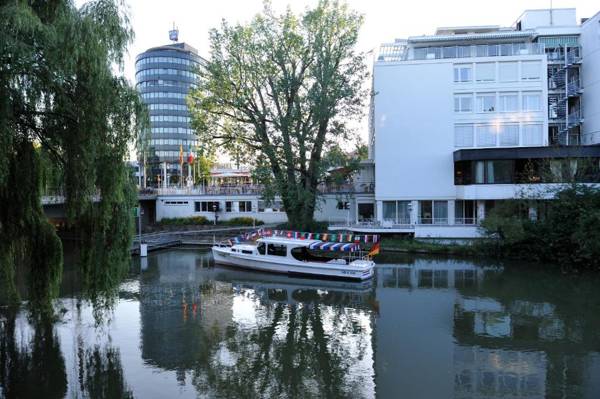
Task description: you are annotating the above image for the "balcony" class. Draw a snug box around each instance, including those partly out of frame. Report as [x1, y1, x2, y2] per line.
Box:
[317, 181, 375, 194]
[567, 109, 583, 128]
[567, 80, 582, 97]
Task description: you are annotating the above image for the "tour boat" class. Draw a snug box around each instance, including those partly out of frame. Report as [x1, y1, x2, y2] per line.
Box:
[211, 236, 375, 281]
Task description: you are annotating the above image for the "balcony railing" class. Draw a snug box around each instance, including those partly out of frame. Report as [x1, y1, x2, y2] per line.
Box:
[567, 109, 583, 127]
[378, 43, 545, 62]
[143, 181, 376, 197]
[567, 80, 582, 96]
[419, 217, 449, 225]
[455, 217, 477, 225]
[317, 181, 375, 194]
[153, 185, 264, 196]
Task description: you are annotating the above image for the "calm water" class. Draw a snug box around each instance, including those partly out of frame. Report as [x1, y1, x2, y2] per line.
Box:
[1, 249, 600, 399]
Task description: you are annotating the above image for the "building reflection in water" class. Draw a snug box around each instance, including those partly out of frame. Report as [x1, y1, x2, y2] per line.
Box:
[4, 250, 599, 398]
[138, 250, 378, 398]
[374, 258, 600, 399]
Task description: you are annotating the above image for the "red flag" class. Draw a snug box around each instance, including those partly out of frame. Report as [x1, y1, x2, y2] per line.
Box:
[368, 242, 380, 257]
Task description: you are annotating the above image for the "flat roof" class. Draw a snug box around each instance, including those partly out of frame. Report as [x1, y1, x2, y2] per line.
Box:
[408, 30, 534, 44]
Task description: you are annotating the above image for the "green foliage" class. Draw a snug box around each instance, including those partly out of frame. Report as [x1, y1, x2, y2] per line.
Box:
[224, 217, 264, 226]
[0, 0, 146, 313]
[158, 216, 210, 226]
[189, 0, 368, 229]
[381, 237, 478, 256]
[193, 153, 215, 186]
[481, 184, 600, 271]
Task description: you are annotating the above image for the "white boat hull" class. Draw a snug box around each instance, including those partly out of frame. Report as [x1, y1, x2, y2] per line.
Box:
[211, 246, 375, 281]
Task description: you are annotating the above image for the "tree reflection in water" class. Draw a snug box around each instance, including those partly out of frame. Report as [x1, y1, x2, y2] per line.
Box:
[0, 309, 67, 399]
[77, 342, 134, 399]
[189, 286, 376, 398]
[0, 247, 136, 399]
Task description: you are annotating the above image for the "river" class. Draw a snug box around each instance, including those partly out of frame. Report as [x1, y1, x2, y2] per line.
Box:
[1, 249, 599, 398]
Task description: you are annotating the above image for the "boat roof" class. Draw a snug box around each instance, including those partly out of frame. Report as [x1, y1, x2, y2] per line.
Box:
[257, 237, 322, 247]
[231, 244, 256, 251]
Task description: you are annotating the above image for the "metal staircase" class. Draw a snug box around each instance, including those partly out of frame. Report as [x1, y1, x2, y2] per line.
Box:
[546, 45, 583, 146]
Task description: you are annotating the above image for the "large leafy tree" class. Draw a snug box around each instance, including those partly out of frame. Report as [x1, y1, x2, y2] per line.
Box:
[0, 0, 146, 311]
[189, 0, 367, 229]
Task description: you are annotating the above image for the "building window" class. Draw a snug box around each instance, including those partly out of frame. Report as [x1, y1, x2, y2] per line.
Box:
[523, 124, 543, 146]
[239, 201, 252, 212]
[383, 201, 410, 224]
[165, 201, 188, 205]
[453, 65, 472, 82]
[473, 161, 514, 184]
[522, 61, 541, 80]
[383, 201, 396, 221]
[455, 200, 477, 224]
[336, 201, 350, 210]
[476, 125, 496, 147]
[225, 201, 232, 212]
[419, 201, 433, 224]
[498, 62, 518, 82]
[196, 201, 219, 212]
[454, 125, 474, 148]
[499, 93, 518, 112]
[522, 92, 542, 111]
[476, 94, 496, 112]
[475, 63, 495, 82]
[499, 124, 519, 146]
[419, 201, 447, 224]
[454, 94, 473, 113]
[433, 201, 448, 225]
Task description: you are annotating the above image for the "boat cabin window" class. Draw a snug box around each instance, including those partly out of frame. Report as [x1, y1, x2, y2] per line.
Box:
[257, 242, 266, 255]
[291, 247, 343, 263]
[241, 249, 253, 255]
[267, 243, 287, 257]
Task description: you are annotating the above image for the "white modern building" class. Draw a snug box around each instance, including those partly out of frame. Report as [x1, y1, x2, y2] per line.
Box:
[369, 8, 600, 238]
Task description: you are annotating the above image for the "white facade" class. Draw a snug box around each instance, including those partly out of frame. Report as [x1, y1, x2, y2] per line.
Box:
[155, 193, 359, 224]
[581, 11, 600, 144]
[371, 8, 600, 238]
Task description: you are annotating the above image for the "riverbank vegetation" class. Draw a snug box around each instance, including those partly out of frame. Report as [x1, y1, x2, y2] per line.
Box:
[0, 0, 146, 313]
[380, 238, 479, 257]
[481, 184, 600, 271]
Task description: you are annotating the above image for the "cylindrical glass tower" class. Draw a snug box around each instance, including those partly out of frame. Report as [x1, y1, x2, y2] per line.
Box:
[135, 41, 201, 186]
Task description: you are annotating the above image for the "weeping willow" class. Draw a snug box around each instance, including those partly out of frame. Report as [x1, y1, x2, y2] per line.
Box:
[0, 0, 146, 314]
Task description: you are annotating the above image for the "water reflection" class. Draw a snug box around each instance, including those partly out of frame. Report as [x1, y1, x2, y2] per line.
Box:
[139, 251, 377, 398]
[1, 250, 600, 398]
[0, 310, 66, 399]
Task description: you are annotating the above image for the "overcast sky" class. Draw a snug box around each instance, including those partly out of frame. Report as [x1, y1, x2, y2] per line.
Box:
[120, 0, 597, 82]
[98, 0, 597, 156]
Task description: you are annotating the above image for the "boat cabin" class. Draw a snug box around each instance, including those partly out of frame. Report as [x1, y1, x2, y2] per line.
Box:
[229, 237, 361, 264]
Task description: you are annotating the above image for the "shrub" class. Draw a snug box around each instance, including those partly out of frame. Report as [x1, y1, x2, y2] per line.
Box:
[480, 184, 600, 271]
[158, 216, 209, 226]
[225, 217, 264, 226]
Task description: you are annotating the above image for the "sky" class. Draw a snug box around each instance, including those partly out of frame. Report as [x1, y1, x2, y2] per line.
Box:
[98, 0, 598, 156]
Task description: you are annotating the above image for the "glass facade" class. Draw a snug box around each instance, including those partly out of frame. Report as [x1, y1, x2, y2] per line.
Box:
[135, 42, 201, 182]
[454, 158, 600, 185]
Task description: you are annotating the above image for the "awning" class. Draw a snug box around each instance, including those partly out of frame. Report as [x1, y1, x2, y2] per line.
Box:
[308, 242, 360, 252]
